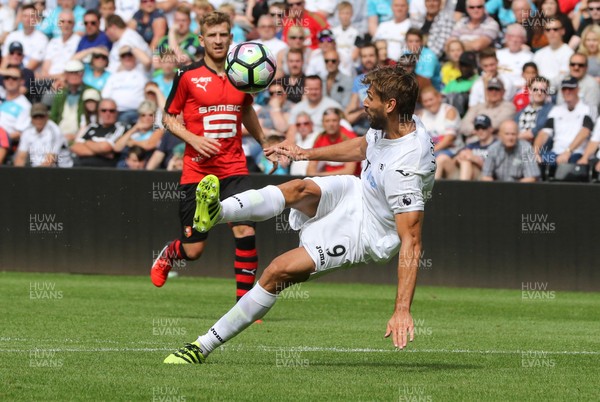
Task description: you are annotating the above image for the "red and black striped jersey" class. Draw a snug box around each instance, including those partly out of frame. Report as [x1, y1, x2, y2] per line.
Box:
[165, 60, 253, 184]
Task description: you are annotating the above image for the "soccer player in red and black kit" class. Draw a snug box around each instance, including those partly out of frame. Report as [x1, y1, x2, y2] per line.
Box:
[151, 11, 270, 302]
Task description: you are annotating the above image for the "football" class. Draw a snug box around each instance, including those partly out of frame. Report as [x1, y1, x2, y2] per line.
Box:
[225, 42, 277, 93]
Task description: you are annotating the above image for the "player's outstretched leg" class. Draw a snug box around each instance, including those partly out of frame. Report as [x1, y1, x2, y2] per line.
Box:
[163, 247, 315, 364]
[193, 175, 288, 233]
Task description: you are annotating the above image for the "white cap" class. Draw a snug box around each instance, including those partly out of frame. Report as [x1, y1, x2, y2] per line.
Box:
[64, 60, 85, 73]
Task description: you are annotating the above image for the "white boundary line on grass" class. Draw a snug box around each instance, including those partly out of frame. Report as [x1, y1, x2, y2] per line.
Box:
[0, 344, 598, 355]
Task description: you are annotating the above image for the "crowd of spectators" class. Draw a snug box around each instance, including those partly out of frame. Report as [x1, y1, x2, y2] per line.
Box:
[1, 0, 600, 182]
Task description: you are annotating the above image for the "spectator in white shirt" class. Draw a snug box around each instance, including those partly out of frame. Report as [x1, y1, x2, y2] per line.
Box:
[14, 103, 73, 168]
[2, 4, 48, 71]
[496, 24, 533, 90]
[254, 14, 288, 59]
[0, 67, 32, 144]
[104, 14, 152, 73]
[289, 112, 318, 176]
[532, 18, 574, 91]
[469, 47, 515, 107]
[40, 11, 81, 80]
[373, 0, 411, 62]
[331, 1, 360, 67]
[102, 45, 149, 125]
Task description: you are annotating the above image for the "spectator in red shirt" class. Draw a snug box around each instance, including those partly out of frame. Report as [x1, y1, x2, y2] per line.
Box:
[282, 0, 329, 49]
[306, 108, 360, 176]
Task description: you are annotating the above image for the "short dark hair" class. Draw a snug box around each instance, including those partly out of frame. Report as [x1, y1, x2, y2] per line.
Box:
[362, 66, 419, 119]
[305, 75, 322, 84]
[405, 28, 423, 41]
[84, 10, 101, 20]
[479, 47, 497, 61]
[522, 61, 538, 72]
[106, 14, 126, 29]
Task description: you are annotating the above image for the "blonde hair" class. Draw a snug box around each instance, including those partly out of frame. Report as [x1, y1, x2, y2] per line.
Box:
[579, 25, 600, 60]
[138, 100, 157, 114]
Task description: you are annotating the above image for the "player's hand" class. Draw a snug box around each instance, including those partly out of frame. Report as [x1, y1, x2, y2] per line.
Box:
[188, 136, 221, 158]
[265, 140, 309, 162]
[384, 310, 414, 349]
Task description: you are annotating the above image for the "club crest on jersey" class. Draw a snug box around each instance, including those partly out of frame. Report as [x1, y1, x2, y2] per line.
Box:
[191, 76, 212, 92]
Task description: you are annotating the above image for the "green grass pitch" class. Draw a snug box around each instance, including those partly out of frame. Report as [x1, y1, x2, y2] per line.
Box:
[1, 271, 598, 401]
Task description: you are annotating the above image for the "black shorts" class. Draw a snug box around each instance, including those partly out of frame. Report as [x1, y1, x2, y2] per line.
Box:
[179, 175, 256, 243]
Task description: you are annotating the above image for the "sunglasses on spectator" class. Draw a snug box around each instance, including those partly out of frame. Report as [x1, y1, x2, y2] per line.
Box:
[319, 37, 334, 43]
[487, 87, 502, 91]
[589, 7, 600, 11]
[270, 12, 282, 17]
[324, 59, 338, 64]
[288, 36, 303, 40]
[4, 75, 20, 81]
[269, 90, 284, 95]
[467, 5, 484, 9]
[545, 27, 562, 32]
[570, 62, 586, 68]
[32, 114, 48, 119]
[296, 121, 311, 127]
[120, 53, 134, 58]
[84, 20, 98, 26]
[92, 53, 109, 59]
[100, 108, 117, 113]
[9, 51, 23, 56]
[531, 87, 547, 93]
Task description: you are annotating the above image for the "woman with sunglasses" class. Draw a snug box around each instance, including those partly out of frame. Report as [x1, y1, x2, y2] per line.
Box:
[73, 45, 112, 92]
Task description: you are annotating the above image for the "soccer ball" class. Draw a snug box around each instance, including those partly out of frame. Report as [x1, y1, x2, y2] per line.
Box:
[225, 42, 277, 93]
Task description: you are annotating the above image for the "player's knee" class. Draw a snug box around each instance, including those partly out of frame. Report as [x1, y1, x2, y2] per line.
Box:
[182, 242, 205, 260]
[260, 259, 299, 293]
[232, 225, 255, 238]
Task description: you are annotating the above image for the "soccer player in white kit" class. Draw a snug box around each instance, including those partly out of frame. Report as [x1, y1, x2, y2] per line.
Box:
[164, 66, 436, 364]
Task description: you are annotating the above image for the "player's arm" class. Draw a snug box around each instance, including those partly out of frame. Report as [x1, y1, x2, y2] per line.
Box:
[162, 113, 220, 158]
[385, 211, 423, 349]
[268, 136, 367, 163]
[241, 104, 267, 147]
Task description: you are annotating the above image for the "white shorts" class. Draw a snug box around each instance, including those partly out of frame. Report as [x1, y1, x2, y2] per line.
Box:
[289, 175, 369, 277]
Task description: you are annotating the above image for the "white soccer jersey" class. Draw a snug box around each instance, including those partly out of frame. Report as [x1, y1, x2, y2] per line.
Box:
[360, 116, 436, 262]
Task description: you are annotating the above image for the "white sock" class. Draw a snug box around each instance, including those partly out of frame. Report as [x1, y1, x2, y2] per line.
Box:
[197, 283, 277, 356]
[220, 185, 285, 223]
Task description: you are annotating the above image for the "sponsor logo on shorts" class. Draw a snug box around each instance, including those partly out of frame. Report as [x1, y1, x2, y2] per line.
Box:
[315, 245, 325, 266]
[184, 226, 193, 238]
[396, 169, 410, 176]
